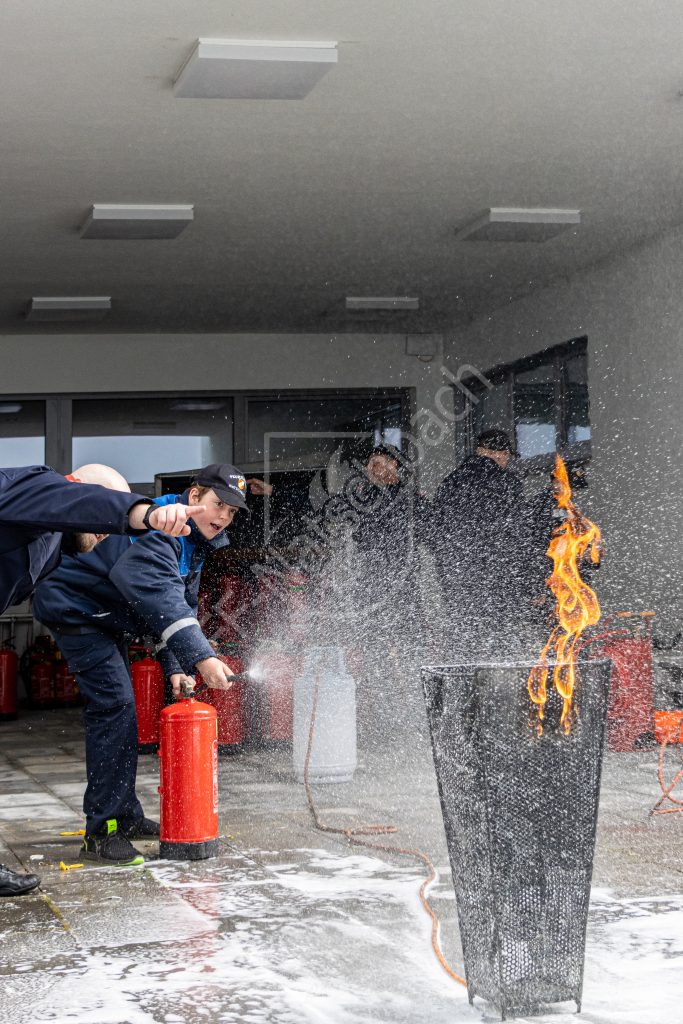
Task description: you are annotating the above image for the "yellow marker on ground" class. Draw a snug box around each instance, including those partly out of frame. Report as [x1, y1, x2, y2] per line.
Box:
[59, 861, 84, 872]
[60, 829, 86, 836]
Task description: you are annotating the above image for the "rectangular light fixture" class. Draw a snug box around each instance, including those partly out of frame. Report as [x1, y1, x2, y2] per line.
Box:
[81, 204, 194, 239]
[455, 208, 581, 242]
[174, 38, 338, 100]
[26, 297, 112, 322]
[345, 296, 420, 312]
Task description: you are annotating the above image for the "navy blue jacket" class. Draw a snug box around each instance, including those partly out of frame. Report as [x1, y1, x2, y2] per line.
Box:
[0, 465, 150, 614]
[33, 531, 215, 677]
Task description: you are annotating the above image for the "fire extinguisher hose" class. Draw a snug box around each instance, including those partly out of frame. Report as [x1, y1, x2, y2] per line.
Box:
[302, 673, 467, 989]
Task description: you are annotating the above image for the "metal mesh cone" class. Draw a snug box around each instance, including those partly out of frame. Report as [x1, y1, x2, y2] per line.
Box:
[422, 659, 611, 1019]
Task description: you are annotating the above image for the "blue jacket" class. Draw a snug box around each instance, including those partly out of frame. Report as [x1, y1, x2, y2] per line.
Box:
[0, 465, 150, 615]
[33, 530, 215, 677]
[151, 491, 229, 608]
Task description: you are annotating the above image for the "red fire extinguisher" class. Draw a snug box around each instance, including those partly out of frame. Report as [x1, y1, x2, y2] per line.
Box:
[158, 692, 219, 860]
[131, 657, 165, 752]
[197, 649, 245, 752]
[211, 571, 252, 644]
[585, 611, 657, 751]
[0, 643, 18, 721]
[30, 659, 54, 709]
[54, 660, 81, 707]
[247, 650, 299, 745]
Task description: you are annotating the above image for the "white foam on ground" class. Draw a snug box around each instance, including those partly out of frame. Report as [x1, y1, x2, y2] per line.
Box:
[3, 852, 682, 1024]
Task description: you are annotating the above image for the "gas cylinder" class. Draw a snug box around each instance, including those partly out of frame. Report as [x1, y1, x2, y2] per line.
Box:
[158, 696, 219, 860]
[197, 648, 245, 752]
[54, 660, 80, 707]
[293, 646, 357, 784]
[131, 657, 165, 752]
[0, 644, 18, 720]
[246, 648, 298, 745]
[30, 659, 54, 709]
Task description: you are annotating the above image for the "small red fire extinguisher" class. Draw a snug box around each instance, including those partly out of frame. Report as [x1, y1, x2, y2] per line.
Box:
[197, 649, 246, 752]
[131, 657, 165, 752]
[0, 642, 18, 721]
[158, 690, 219, 860]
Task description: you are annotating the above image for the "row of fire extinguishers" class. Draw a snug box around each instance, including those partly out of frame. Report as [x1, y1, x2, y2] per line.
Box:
[0, 636, 82, 719]
[130, 642, 300, 755]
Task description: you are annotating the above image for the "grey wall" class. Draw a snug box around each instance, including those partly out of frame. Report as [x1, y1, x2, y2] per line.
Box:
[444, 227, 683, 633]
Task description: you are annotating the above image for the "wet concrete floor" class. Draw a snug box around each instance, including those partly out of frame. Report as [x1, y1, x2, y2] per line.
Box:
[0, 707, 681, 1023]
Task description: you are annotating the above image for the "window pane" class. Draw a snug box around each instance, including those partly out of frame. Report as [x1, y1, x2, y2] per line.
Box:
[72, 398, 233, 493]
[565, 351, 591, 445]
[0, 401, 45, 465]
[471, 382, 510, 439]
[514, 363, 556, 458]
[247, 395, 404, 468]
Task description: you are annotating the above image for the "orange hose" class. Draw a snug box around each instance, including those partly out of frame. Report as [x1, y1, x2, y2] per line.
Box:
[303, 674, 467, 988]
[650, 720, 683, 816]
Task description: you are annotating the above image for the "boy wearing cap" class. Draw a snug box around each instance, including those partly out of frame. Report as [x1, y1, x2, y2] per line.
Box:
[149, 464, 251, 689]
[32, 464, 250, 867]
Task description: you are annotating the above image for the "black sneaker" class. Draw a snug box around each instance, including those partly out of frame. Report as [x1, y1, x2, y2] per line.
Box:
[81, 820, 145, 866]
[120, 817, 160, 841]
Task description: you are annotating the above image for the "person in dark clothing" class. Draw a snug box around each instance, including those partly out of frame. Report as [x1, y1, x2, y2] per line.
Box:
[32, 464, 250, 868]
[431, 429, 542, 658]
[348, 444, 430, 631]
[0, 463, 204, 897]
[145, 463, 252, 689]
[322, 443, 430, 738]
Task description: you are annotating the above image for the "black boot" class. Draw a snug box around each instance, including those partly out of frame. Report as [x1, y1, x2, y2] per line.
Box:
[0, 863, 41, 896]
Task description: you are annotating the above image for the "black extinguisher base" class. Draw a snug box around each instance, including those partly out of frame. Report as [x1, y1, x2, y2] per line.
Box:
[137, 742, 159, 754]
[159, 838, 219, 861]
[0, 711, 17, 721]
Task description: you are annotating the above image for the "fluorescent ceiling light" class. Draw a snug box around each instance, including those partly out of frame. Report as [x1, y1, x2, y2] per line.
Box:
[26, 297, 112, 322]
[0, 403, 23, 414]
[174, 38, 338, 100]
[345, 296, 420, 311]
[81, 204, 194, 240]
[455, 208, 581, 242]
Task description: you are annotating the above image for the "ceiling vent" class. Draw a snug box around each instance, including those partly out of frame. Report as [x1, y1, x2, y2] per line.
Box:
[173, 38, 338, 100]
[26, 297, 112, 322]
[81, 204, 194, 240]
[455, 208, 580, 242]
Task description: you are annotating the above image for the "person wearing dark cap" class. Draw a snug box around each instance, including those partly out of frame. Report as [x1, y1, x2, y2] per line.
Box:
[430, 429, 537, 658]
[322, 441, 431, 736]
[32, 463, 250, 868]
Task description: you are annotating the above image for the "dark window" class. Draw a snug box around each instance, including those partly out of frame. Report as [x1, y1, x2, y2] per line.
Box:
[459, 338, 591, 473]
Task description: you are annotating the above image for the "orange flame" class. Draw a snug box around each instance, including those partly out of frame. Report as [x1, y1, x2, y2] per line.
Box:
[528, 456, 602, 734]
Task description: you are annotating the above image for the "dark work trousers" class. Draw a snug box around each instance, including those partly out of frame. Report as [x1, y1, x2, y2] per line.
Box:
[53, 630, 144, 836]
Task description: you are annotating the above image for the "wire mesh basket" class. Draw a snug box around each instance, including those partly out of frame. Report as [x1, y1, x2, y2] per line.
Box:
[422, 659, 611, 1019]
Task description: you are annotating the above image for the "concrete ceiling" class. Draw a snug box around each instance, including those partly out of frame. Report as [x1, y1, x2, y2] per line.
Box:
[2, 0, 683, 334]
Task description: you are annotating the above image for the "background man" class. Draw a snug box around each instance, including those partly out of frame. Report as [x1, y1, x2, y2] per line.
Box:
[0, 463, 204, 897]
[430, 429, 543, 658]
[32, 466, 250, 869]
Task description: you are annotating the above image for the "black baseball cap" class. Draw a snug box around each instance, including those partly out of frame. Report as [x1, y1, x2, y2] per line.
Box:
[476, 429, 518, 456]
[194, 463, 250, 512]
